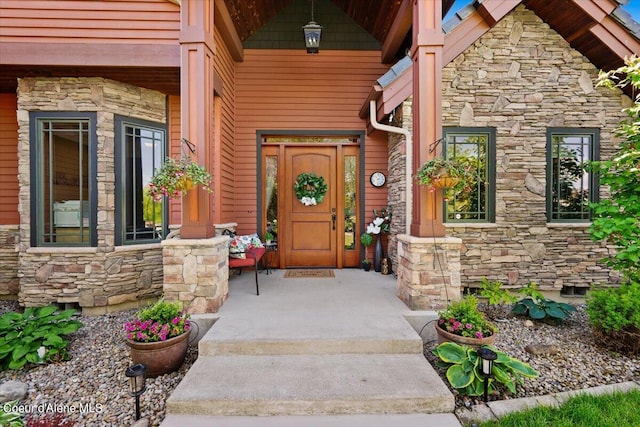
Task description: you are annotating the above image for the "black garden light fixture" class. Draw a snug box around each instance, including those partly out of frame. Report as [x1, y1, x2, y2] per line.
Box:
[302, 0, 322, 53]
[477, 347, 497, 403]
[125, 363, 147, 420]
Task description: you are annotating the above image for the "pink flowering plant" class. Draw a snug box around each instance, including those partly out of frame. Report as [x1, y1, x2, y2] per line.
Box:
[147, 156, 211, 201]
[437, 295, 496, 340]
[124, 299, 190, 343]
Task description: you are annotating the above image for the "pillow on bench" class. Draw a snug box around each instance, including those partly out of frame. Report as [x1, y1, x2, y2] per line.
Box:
[229, 233, 264, 259]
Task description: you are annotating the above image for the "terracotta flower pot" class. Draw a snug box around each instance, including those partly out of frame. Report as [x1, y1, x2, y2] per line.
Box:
[435, 322, 497, 349]
[125, 331, 189, 377]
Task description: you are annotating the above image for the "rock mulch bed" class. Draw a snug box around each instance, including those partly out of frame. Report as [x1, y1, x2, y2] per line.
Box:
[0, 301, 197, 427]
[424, 305, 640, 409]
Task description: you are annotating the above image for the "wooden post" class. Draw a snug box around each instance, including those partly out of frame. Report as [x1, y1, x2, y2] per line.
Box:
[179, 0, 216, 238]
[410, 0, 445, 237]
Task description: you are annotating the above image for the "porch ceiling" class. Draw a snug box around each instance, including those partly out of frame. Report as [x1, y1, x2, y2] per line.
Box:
[223, 0, 456, 44]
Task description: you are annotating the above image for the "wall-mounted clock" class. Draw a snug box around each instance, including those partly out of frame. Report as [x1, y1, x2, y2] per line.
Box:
[370, 171, 386, 187]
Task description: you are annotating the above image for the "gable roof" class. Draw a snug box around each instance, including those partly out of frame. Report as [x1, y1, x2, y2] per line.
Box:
[363, 0, 640, 121]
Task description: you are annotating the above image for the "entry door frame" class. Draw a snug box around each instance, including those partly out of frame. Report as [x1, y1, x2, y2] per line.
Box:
[256, 130, 365, 268]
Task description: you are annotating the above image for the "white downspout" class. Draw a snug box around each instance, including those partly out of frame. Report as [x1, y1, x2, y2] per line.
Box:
[369, 99, 412, 234]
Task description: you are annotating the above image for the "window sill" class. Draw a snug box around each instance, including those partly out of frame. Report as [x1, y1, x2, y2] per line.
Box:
[27, 246, 97, 254]
[546, 223, 591, 229]
[115, 243, 163, 252]
[445, 223, 498, 229]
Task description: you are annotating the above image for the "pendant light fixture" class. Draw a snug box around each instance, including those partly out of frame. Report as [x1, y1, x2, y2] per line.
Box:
[302, 0, 322, 53]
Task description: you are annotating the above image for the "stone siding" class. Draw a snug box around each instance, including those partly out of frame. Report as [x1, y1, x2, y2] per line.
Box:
[386, 101, 412, 274]
[16, 77, 167, 312]
[162, 236, 229, 314]
[0, 226, 19, 298]
[440, 5, 627, 292]
[396, 235, 462, 310]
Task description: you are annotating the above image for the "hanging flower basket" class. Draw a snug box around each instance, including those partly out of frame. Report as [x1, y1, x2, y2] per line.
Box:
[294, 172, 328, 206]
[415, 157, 475, 195]
[147, 156, 212, 201]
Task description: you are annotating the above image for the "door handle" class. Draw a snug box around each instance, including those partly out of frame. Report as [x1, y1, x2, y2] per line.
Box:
[332, 213, 336, 230]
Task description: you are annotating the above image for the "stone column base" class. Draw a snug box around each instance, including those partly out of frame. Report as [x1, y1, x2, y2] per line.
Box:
[396, 234, 462, 310]
[162, 235, 229, 314]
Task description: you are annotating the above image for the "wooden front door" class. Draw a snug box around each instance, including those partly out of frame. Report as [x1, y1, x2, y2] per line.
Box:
[284, 146, 337, 267]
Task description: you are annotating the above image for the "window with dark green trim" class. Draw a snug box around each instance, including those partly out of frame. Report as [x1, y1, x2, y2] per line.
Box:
[29, 112, 97, 247]
[114, 116, 167, 245]
[443, 127, 496, 222]
[546, 128, 599, 222]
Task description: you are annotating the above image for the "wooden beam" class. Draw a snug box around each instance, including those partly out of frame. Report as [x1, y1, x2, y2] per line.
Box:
[214, 0, 244, 62]
[443, 12, 490, 65]
[411, 0, 445, 237]
[476, 0, 522, 27]
[381, 0, 412, 64]
[0, 42, 179, 67]
[180, 0, 216, 239]
[590, 16, 640, 59]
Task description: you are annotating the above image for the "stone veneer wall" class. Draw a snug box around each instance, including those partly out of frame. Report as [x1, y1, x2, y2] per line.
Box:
[396, 235, 462, 310]
[386, 101, 412, 274]
[439, 5, 628, 292]
[0, 226, 19, 298]
[162, 236, 229, 314]
[16, 77, 166, 313]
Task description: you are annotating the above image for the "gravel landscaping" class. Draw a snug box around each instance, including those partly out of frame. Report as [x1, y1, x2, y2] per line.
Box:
[1, 300, 638, 427]
[424, 304, 640, 409]
[0, 301, 198, 427]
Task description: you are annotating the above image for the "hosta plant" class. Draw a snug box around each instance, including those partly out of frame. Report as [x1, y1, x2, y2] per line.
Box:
[0, 306, 83, 370]
[512, 283, 576, 323]
[433, 342, 539, 397]
[0, 400, 25, 427]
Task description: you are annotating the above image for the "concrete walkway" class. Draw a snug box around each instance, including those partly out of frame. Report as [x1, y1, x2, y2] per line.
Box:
[160, 269, 460, 426]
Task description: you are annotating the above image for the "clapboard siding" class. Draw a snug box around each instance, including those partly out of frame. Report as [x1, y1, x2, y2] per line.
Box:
[168, 95, 181, 226]
[0, 0, 179, 44]
[0, 94, 19, 225]
[235, 49, 389, 234]
[214, 27, 237, 225]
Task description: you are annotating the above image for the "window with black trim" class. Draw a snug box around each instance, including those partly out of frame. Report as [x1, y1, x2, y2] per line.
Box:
[30, 113, 97, 247]
[115, 116, 167, 245]
[443, 127, 496, 222]
[546, 128, 599, 222]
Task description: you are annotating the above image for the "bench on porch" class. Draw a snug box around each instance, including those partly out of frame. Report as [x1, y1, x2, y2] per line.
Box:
[225, 231, 265, 296]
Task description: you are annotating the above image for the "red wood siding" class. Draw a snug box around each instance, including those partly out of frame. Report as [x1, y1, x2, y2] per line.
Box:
[214, 27, 236, 224]
[0, 94, 19, 225]
[168, 94, 181, 226]
[235, 49, 389, 234]
[0, 0, 179, 44]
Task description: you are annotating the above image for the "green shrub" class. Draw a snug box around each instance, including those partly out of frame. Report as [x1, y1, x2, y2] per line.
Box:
[479, 278, 517, 319]
[0, 306, 83, 370]
[586, 282, 640, 354]
[0, 400, 25, 427]
[590, 56, 640, 284]
[512, 282, 576, 324]
[433, 342, 538, 397]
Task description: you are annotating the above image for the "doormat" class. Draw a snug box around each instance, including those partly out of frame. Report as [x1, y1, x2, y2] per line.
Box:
[284, 269, 335, 278]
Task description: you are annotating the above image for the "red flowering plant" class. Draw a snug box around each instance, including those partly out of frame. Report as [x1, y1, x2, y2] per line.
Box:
[124, 299, 190, 343]
[437, 295, 496, 340]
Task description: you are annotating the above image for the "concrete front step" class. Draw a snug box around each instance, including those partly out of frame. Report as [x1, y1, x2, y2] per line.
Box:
[165, 354, 454, 417]
[160, 413, 462, 427]
[199, 313, 423, 356]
